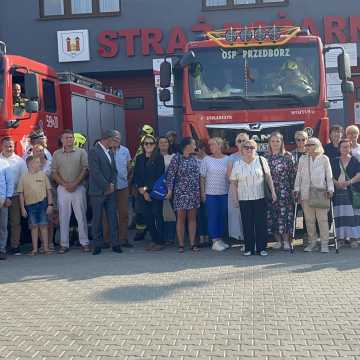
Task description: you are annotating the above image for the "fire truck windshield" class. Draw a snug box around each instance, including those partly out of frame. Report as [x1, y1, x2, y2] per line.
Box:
[188, 43, 320, 110]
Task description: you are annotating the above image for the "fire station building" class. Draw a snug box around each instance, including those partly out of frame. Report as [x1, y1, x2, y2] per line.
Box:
[1, 0, 360, 150]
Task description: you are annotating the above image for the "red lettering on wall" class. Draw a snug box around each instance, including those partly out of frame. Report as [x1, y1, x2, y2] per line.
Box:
[97, 31, 118, 58]
[118, 29, 140, 57]
[324, 16, 347, 44]
[141, 28, 164, 56]
[247, 20, 267, 28]
[350, 16, 360, 43]
[301, 18, 320, 37]
[223, 23, 242, 29]
[167, 26, 187, 54]
[272, 18, 294, 27]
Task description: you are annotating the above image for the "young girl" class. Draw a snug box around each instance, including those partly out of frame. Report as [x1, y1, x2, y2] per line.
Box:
[18, 156, 53, 255]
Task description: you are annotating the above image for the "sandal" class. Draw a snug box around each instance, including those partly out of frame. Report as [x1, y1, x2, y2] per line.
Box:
[191, 246, 200, 252]
[58, 247, 69, 254]
[27, 250, 38, 256]
[178, 246, 185, 253]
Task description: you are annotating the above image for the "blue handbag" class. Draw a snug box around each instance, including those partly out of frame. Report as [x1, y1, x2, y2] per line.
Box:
[150, 175, 167, 200]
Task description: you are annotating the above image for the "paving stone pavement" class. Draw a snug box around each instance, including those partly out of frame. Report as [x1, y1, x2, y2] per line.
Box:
[1, 244, 360, 360]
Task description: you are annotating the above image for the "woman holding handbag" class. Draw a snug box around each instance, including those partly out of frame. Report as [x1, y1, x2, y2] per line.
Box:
[294, 137, 334, 253]
[331, 139, 360, 247]
[230, 140, 277, 256]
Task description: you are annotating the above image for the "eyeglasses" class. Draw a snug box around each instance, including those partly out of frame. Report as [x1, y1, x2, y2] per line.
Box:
[305, 143, 315, 147]
[144, 142, 155, 146]
[296, 138, 306, 142]
[243, 146, 256, 150]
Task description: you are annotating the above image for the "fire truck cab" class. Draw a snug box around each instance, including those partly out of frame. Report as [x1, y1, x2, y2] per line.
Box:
[159, 26, 353, 150]
[0, 41, 124, 155]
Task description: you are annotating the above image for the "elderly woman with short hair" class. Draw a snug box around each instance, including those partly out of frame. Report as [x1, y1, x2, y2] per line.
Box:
[230, 140, 277, 256]
[346, 125, 360, 161]
[200, 137, 229, 251]
[294, 137, 334, 253]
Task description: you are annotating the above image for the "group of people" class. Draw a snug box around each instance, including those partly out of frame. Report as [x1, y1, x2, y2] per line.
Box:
[1, 123, 360, 260]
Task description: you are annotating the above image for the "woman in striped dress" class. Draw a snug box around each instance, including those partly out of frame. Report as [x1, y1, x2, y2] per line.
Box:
[331, 139, 360, 247]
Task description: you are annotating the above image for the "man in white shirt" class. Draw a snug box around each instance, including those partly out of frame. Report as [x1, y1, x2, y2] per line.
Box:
[0, 137, 27, 255]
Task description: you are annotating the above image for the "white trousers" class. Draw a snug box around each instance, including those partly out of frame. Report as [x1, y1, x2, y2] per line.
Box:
[58, 185, 89, 247]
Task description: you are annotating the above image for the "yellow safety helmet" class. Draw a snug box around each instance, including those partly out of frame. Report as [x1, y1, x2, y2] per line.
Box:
[74, 132, 87, 148]
[282, 60, 299, 72]
[142, 124, 154, 136]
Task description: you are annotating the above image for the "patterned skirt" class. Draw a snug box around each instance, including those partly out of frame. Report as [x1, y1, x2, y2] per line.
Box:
[333, 188, 360, 239]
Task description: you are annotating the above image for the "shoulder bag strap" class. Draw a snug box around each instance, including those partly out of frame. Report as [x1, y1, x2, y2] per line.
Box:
[308, 156, 313, 187]
[259, 156, 268, 184]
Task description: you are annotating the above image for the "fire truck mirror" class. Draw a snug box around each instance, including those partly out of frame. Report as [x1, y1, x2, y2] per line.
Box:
[341, 80, 354, 95]
[179, 51, 196, 68]
[160, 61, 172, 88]
[159, 88, 171, 103]
[337, 52, 352, 81]
[25, 100, 39, 113]
[24, 73, 39, 100]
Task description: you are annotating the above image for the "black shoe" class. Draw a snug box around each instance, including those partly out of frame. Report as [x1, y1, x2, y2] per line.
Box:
[92, 247, 102, 255]
[0, 252, 7, 260]
[9, 247, 21, 255]
[122, 242, 133, 248]
[112, 245, 123, 253]
[133, 232, 145, 241]
[101, 243, 111, 249]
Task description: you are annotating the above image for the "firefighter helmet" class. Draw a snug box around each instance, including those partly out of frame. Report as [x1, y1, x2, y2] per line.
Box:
[74, 133, 87, 148]
[141, 124, 155, 136]
[281, 60, 299, 72]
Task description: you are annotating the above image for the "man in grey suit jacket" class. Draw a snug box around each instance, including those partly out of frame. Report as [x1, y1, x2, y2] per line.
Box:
[89, 130, 122, 255]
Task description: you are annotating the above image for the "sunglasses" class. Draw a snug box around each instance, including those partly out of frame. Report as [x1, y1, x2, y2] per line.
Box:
[296, 138, 306, 142]
[144, 142, 155, 146]
[305, 143, 315, 147]
[243, 146, 256, 150]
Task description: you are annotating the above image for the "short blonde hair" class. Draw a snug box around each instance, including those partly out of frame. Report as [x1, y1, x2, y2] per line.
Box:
[294, 130, 308, 140]
[209, 137, 224, 148]
[346, 125, 359, 135]
[306, 137, 324, 155]
[241, 139, 258, 150]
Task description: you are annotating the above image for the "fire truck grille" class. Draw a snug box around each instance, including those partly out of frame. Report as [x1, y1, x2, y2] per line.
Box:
[206, 121, 305, 150]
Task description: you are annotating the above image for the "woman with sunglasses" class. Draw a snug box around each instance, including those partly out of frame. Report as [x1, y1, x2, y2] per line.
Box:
[230, 140, 276, 256]
[227, 132, 248, 242]
[294, 137, 334, 252]
[292, 131, 308, 170]
[166, 137, 200, 252]
[134, 135, 165, 251]
[265, 132, 296, 251]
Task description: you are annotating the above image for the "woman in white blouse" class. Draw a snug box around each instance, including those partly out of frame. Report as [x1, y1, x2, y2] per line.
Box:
[230, 140, 276, 256]
[294, 137, 334, 253]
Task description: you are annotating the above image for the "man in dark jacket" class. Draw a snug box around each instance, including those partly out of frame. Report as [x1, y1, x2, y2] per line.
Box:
[89, 130, 122, 255]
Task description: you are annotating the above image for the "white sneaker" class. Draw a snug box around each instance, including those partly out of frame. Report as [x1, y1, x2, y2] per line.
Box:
[243, 251, 252, 256]
[212, 240, 226, 252]
[320, 241, 329, 253]
[260, 250, 268, 256]
[219, 240, 230, 249]
[350, 241, 359, 248]
[271, 241, 282, 249]
[304, 241, 318, 252]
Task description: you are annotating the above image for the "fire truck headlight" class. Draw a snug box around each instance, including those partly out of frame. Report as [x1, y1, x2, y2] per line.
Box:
[239, 28, 253, 42]
[254, 28, 267, 42]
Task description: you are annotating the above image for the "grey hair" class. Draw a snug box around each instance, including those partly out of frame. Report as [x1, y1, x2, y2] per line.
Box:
[101, 129, 119, 140]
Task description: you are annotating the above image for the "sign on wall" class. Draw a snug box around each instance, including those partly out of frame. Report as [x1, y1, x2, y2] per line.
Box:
[57, 29, 90, 63]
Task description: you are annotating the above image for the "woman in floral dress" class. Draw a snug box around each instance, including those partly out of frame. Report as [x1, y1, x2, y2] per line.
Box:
[265, 131, 295, 251]
[166, 137, 200, 252]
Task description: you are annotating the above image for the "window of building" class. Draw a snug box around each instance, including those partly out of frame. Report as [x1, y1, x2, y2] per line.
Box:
[42, 80, 57, 113]
[203, 0, 288, 10]
[40, 0, 121, 18]
[124, 97, 144, 110]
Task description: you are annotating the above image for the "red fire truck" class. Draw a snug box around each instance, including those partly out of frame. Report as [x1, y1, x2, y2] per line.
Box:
[0, 41, 125, 155]
[159, 26, 354, 150]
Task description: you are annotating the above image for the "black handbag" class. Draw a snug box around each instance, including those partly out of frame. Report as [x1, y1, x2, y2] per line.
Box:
[259, 156, 272, 201]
